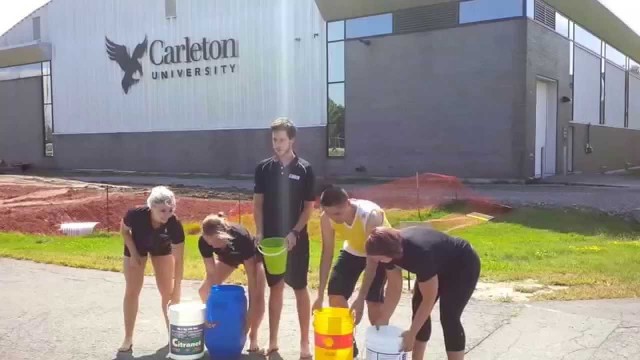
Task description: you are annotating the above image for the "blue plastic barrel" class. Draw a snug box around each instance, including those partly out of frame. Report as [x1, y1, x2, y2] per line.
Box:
[204, 285, 247, 359]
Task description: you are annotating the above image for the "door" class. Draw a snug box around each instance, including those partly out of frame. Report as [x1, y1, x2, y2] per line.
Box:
[535, 79, 558, 178]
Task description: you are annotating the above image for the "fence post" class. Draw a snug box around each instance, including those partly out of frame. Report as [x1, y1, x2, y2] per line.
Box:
[416, 172, 422, 221]
[106, 185, 110, 232]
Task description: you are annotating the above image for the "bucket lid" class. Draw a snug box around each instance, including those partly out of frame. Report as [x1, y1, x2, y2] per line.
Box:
[169, 302, 206, 324]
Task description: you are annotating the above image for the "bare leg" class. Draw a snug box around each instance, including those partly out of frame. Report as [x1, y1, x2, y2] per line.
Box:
[248, 267, 266, 351]
[447, 351, 465, 360]
[151, 255, 175, 334]
[120, 256, 147, 351]
[413, 341, 428, 360]
[268, 280, 284, 352]
[295, 287, 312, 358]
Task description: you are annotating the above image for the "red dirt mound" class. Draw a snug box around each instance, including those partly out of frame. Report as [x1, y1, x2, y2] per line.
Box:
[0, 185, 242, 235]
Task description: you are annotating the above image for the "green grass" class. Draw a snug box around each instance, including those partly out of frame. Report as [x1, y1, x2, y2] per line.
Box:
[453, 208, 640, 300]
[1, 207, 639, 300]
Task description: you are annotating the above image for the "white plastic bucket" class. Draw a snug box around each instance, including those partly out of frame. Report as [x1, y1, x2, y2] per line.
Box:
[168, 302, 206, 360]
[365, 325, 408, 360]
[59, 222, 99, 236]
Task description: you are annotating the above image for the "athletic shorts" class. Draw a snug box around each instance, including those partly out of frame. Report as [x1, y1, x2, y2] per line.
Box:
[328, 250, 386, 303]
[260, 232, 310, 290]
[124, 234, 173, 257]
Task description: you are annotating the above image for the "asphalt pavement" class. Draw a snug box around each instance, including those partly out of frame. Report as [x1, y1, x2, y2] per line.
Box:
[1, 259, 638, 360]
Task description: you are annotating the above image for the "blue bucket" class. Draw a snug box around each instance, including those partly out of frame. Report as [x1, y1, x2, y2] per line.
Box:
[204, 285, 247, 359]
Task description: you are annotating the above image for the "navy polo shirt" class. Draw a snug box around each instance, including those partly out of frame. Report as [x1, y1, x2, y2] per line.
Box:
[254, 156, 315, 237]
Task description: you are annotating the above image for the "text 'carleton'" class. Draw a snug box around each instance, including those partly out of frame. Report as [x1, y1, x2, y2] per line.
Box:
[150, 37, 238, 80]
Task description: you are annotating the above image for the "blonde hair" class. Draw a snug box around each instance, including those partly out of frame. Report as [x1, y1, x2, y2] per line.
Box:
[201, 212, 232, 240]
[270, 117, 297, 139]
[147, 186, 176, 209]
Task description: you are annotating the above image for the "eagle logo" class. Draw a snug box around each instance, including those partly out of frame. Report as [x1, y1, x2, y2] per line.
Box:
[105, 36, 148, 94]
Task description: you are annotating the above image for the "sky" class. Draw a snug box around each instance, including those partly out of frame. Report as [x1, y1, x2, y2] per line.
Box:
[0, 0, 639, 37]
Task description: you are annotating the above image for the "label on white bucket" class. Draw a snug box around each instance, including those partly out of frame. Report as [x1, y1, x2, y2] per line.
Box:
[170, 324, 204, 356]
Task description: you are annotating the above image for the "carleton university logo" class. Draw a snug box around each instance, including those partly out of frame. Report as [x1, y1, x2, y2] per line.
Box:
[105, 36, 148, 94]
[105, 34, 239, 94]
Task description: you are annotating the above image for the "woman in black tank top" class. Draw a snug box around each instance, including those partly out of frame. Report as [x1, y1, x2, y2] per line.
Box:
[353, 226, 481, 360]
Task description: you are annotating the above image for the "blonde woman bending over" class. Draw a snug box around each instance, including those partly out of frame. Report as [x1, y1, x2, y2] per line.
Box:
[119, 186, 185, 353]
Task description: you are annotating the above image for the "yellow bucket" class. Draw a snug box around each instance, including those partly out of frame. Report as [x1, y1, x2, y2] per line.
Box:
[313, 307, 354, 360]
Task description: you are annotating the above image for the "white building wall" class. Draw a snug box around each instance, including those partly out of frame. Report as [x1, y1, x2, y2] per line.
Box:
[2, 0, 326, 134]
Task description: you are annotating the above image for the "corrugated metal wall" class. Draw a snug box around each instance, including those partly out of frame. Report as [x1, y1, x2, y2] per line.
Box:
[1, 0, 326, 134]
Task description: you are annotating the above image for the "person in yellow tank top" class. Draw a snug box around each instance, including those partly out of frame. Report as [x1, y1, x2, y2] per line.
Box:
[313, 186, 390, 357]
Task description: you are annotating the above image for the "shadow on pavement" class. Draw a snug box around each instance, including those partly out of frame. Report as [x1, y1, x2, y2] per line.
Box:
[113, 345, 269, 360]
[112, 345, 168, 360]
[266, 350, 285, 360]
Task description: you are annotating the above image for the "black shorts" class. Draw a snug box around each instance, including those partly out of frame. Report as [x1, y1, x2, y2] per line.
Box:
[328, 250, 386, 303]
[124, 241, 172, 257]
[124, 235, 173, 257]
[260, 232, 309, 290]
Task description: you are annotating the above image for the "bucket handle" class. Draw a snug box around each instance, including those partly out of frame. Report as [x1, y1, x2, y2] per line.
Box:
[257, 244, 287, 257]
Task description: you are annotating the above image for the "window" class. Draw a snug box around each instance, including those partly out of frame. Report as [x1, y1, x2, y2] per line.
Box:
[328, 83, 345, 157]
[555, 12, 569, 38]
[32, 17, 41, 41]
[569, 21, 574, 40]
[601, 55, 606, 124]
[606, 44, 626, 68]
[575, 25, 601, 55]
[42, 61, 53, 157]
[570, 41, 574, 120]
[326, 20, 346, 158]
[346, 14, 392, 39]
[459, 0, 523, 24]
[605, 63, 626, 128]
[526, 0, 535, 19]
[328, 42, 344, 83]
[165, 0, 176, 18]
[327, 21, 344, 42]
[629, 75, 640, 130]
[630, 58, 640, 76]
[573, 47, 601, 124]
[0, 63, 42, 81]
[570, 42, 574, 76]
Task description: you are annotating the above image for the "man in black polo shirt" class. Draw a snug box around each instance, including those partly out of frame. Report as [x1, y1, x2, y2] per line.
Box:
[254, 117, 315, 358]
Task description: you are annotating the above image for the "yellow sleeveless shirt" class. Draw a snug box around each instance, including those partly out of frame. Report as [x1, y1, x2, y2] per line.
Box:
[330, 199, 391, 256]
